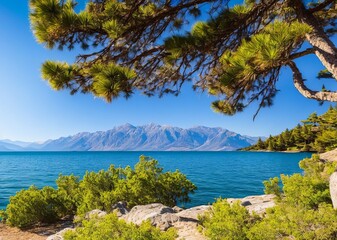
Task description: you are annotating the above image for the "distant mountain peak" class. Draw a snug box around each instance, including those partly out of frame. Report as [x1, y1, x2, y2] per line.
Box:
[123, 123, 135, 127]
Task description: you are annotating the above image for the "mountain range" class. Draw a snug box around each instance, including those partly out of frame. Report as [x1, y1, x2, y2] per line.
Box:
[0, 124, 261, 151]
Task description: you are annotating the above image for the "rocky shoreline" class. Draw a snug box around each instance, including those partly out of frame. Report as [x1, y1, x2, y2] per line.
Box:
[45, 194, 275, 240]
[0, 194, 275, 240]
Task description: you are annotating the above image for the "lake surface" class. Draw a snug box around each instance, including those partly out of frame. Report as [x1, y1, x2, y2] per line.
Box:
[0, 151, 312, 209]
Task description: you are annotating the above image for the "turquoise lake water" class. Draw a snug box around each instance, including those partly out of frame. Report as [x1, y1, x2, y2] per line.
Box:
[0, 151, 312, 209]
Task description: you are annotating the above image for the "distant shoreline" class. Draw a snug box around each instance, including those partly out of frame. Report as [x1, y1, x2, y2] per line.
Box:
[239, 149, 317, 153]
[0, 150, 316, 153]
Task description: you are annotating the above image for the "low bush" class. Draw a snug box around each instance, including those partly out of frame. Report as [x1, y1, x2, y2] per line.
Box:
[248, 203, 337, 239]
[3, 155, 196, 228]
[5, 186, 69, 228]
[64, 213, 177, 240]
[200, 154, 337, 240]
[77, 155, 197, 214]
[199, 199, 259, 240]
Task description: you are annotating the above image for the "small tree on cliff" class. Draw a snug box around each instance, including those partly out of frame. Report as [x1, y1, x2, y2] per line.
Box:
[30, 0, 337, 117]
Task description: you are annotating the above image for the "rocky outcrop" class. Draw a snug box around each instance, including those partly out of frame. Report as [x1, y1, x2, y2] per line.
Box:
[330, 172, 337, 209]
[84, 209, 107, 220]
[319, 149, 337, 209]
[121, 203, 176, 230]
[120, 195, 274, 239]
[320, 148, 337, 162]
[174, 206, 211, 240]
[122, 203, 208, 240]
[46, 194, 275, 240]
[46, 228, 74, 240]
[227, 194, 275, 214]
[112, 201, 129, 217]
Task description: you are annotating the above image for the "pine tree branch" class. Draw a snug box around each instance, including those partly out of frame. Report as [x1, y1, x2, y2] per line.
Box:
[289, 48, 315, 60]
[291, 0, 337, 80]
[288, 61, 337, 101]
[309, 0, 335, 13]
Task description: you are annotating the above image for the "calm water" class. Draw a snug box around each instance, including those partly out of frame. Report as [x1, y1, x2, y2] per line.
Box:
[0, 151, 312, 209]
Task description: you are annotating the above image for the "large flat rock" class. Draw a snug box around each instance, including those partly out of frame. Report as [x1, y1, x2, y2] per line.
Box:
[121, 203, 176, 229]
[227, 194, 275, 214]
[122, 203, 208, 240]
[320, 148, 337, 162]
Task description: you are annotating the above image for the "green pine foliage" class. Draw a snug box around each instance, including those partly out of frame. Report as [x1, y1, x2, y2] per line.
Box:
[198, 200, 260, 240]
[200, 155, 337, 240]
[4, 185, 72, 228]
[29, 0, 337, 116]
[247, 203, 337, 240]
[208, 21, 311, 115]
[77, 156, 196, 214]
[263, 177, 281, 199]
[63, 213, 177, 240]
[243, 106, 337, 152]
[2, 156, 196, 228]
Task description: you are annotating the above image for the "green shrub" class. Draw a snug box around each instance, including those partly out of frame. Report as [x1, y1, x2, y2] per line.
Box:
[5, 186, 68, 228]
[0, 209, 8, 222]
[299, 154, 336, 180]
[64, 213, 177, 240]
[263, 176, 281, 199]
[281, 173, 331, 209]
[248, 203, 337, 240]
[315, 130, 337, 152]
[77, 155, 197, 214]
[280, 155, 336, 209]
[199, 199, 259, 240]
[3, 156, 196, 228]
[201, 154, 337, 240]
[56, 174, 82, 215]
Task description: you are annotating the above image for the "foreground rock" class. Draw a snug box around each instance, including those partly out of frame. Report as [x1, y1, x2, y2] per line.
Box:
[121, 195, 274, 239]
[330, 172, 337, 209]
[111, 201, 129, 217]
[320, 148, 337, 162]
[47, 194, 275, 240]
[174, 205, 211, 240]
[121, 203, 176, 230]
[227, 194, 275, 214]
[319, 149, 337, 209]
[121, 203, 208, 240]
[46, 228, 74, 240]
[84, 209, 107, 220]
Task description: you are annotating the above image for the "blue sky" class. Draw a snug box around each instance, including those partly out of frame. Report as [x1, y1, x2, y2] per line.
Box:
[0, 0, 336, 142]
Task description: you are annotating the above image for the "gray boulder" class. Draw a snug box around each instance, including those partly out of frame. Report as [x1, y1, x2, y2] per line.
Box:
[176, 205, 210, 220]
[175, 206, 210, 240]
[172, 206, 184, 213]
[47, 194, 275, 240]
[84, 209, 107, 220]
[121, 203, 209, 239]
[330, 172, 337, 209]
[121, 203, 177, 230]
[320, 148, 337, 162]
[112, 201, 129, 217]
[319, 149, 337, 209]
[46, 228, 75, 240]
[227, 194, 275, 214]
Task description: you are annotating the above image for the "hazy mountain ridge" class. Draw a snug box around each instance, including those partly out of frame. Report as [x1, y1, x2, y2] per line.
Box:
[0, 124, 259, 151]
[0, 141, 26, 151]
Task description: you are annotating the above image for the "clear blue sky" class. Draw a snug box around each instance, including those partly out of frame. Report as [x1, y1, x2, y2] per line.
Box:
[0, 0, 336, 142]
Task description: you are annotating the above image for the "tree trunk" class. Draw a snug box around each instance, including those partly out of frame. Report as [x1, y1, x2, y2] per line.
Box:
[291, 0, 337, 80]
[288, 61, 337, 101]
